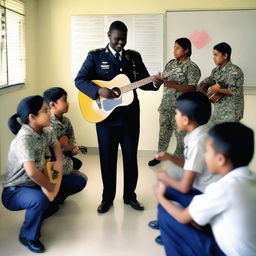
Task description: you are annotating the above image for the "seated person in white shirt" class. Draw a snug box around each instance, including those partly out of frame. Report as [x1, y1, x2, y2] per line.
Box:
[154, 122, 256, 256]
[148, 91, 221, 245]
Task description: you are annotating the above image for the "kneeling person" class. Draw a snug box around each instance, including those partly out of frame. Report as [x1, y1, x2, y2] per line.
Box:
[148, 92, 221, 245]
[43, 87, 87, 204]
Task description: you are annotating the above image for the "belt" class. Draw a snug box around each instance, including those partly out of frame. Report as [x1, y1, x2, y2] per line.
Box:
[5, 186, 18, 191]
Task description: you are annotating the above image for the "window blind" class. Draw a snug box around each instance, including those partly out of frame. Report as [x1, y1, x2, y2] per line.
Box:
[0, 0, 25, 89]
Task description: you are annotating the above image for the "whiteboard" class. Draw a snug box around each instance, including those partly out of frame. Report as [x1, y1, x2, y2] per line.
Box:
[71, 14, 164, 78]
[166, 10, 256, 88]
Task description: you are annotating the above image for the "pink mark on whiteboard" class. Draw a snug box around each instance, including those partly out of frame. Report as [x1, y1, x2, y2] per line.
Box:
[188, 30, 211, 49]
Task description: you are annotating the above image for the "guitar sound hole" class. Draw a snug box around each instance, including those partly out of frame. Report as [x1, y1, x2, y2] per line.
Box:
[52, 170, 58, 180]
[112, 87, 121, 98]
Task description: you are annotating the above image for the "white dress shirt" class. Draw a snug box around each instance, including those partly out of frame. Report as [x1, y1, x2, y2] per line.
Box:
[189, 166, 256, 256]
[183, 124, 221, 192]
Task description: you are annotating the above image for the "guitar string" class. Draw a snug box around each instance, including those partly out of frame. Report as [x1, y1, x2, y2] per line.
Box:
[121, 69, 175, 93]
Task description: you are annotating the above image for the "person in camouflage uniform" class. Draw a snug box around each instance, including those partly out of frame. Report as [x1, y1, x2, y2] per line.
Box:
[148, 38, 201, 167]
[43, 87, 88, 182]
[199, 42, 244, 126]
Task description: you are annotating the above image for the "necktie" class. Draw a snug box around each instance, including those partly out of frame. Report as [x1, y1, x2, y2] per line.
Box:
[115, 52, 121, 62]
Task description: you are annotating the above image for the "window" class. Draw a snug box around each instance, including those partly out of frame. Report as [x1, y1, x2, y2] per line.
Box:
[0, 0, 25, 89]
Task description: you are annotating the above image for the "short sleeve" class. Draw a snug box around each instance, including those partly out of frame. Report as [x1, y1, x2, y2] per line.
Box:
[183, 142, 205, 174]
[66, 118, 76, 144]
[186, 63, 201, 86]
[44, 128, 57, 147]
[188, 182, 229, 225]
[226, 66, 244, 95]
[14, 135, 36, 162]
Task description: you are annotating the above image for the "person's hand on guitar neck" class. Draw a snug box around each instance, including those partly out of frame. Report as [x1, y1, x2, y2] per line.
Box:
[152, 74, 164, 87]
[98, 87, 119, 99]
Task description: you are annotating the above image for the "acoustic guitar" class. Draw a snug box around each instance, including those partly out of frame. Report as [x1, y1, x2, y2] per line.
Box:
[203, 81, 226, 103]
[42, 161, 62, 201]
[42, 136, 87, 201]
[59, 136, 87, 155]
[78, 70, 176, 123]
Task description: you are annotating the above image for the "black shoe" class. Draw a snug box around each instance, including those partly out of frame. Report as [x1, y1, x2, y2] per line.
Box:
[19, 236, 45, 253]
[148, 158, 161, 167]
[97, 201, 113, 214]
[124, 199, 144, 211]
[155, 235, 163, 245]
[148, 220, 159, 230]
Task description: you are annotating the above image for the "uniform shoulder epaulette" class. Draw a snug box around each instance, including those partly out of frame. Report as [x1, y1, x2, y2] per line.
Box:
[89, 48, 104, 53]
[231, 64, 240, 70]
[230, 64, 242, 74]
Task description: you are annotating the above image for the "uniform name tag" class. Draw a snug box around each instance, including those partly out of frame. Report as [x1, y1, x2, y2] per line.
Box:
[101, 64, 109, 69]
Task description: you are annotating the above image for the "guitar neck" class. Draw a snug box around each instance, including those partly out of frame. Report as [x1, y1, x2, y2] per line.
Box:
[120, 69, 175, 94]
[121, 76, 155, 93]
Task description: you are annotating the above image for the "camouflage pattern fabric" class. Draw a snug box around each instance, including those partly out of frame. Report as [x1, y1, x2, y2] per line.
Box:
[3, 125, 57, 188]
[50, 114, 76, 144]
[200, 61, 244, 126]
[158, 58, 201, 112]
[49, 114, 86, 176]
[157, 58, 201, 157]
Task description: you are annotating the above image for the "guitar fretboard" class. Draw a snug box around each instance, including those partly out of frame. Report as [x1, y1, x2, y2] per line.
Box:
[121, 76, 155, 93]
[120, 69, 176, 94]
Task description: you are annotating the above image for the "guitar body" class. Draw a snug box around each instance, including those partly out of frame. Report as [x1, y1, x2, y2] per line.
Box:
[203, 82, 225, 103]
[78, 74, 133, 123]
[43, 161, 62, 201]
[59, 136, 87, 155]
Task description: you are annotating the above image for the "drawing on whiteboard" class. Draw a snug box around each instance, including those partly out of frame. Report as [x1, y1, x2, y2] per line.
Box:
[188, 30, 211, 49]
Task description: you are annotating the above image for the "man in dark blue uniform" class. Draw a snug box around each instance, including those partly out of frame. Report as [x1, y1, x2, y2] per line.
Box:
[75, 20, 160, 214]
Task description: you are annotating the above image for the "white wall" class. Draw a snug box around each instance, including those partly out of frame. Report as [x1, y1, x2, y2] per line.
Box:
[0, 0, 38, 174]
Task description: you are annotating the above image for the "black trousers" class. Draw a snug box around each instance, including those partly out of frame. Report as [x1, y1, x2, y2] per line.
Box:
[96, 121, 140, 203]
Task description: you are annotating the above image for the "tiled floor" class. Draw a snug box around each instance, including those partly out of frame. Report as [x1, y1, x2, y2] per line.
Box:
[0, 153, 165, 256]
